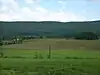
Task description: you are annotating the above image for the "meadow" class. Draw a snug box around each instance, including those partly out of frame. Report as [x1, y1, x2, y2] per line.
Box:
[0, 39, 100, 75]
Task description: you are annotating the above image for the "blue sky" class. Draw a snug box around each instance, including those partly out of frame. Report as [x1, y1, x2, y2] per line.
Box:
[0, 0, 100, 22]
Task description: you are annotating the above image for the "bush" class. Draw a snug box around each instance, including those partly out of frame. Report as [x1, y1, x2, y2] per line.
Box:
[34, 52, 38, 59]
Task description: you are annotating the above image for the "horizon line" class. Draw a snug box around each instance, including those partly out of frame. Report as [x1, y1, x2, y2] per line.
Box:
[0, 20, 100, 23]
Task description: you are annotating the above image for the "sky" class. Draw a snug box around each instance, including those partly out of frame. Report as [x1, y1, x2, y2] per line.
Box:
[0, 0, 100, 22]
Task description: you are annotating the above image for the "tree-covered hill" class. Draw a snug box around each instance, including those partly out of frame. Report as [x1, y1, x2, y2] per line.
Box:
[0, 20, 100, 39]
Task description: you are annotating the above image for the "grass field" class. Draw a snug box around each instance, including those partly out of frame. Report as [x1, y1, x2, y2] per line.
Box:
[0, 39, 100, 75]
[2, 39, 100, 50]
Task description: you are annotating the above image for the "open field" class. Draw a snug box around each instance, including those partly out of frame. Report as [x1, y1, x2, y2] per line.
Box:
[0, 49, 100, 75]
[2, 39, 100, 50]
[0, 39, 100, 75]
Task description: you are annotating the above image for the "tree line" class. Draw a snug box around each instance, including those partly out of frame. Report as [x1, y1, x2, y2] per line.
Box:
[75, 32, 99, 40]
[0, 32, 99, 45]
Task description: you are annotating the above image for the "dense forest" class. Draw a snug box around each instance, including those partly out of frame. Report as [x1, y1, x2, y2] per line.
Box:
[0, 20, 100, 39]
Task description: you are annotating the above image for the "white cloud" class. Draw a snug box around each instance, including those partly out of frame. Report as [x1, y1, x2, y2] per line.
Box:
[24, 0, 39, 4]
[0, 0, 86, 22]
[25, 0, 34, 4]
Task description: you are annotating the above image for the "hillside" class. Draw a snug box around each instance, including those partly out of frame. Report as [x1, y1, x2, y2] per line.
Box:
[0, 21, 100, 39]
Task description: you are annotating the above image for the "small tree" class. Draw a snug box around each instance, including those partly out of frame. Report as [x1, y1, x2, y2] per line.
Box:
[0, 39, 4, 58]
[12, 36, 17, 44]
[18, 36, 23, 44]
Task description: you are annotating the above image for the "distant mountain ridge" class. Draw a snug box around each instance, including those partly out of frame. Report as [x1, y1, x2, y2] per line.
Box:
[0, 20, 100, 39]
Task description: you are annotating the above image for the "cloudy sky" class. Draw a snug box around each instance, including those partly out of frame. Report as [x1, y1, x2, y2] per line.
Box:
[0, 0, 100, 22]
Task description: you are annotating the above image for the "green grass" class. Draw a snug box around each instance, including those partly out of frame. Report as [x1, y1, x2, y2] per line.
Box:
[2, 49, 100, 59]
[1, 39, 100, 75]
[0, 49, 100, 75]
[0, 58, 100, 75]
